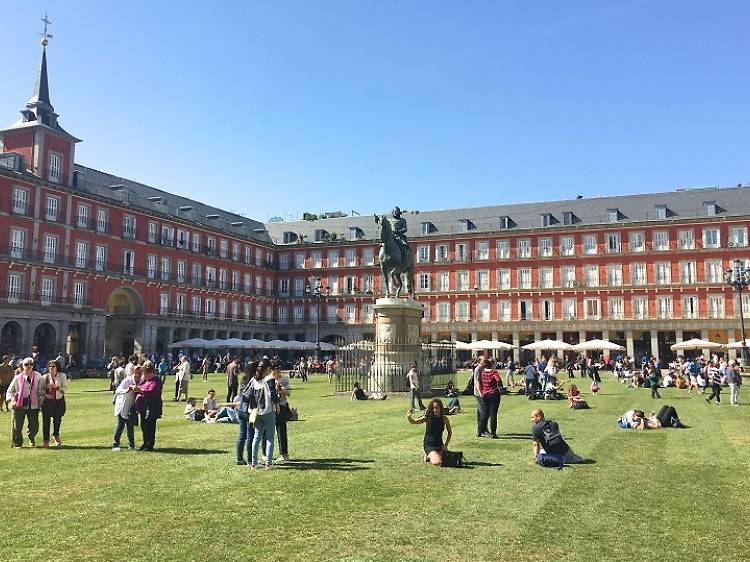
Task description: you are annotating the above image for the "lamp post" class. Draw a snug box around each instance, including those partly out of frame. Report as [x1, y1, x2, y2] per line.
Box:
[305, 277, 329, 359]
[725, 259, 750, 366]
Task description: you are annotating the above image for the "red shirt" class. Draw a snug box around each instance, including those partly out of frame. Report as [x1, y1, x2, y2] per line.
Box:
[479, 368, 502, 398]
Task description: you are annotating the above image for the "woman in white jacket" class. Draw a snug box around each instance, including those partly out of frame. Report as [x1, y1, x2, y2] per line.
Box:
[111, 364, 140, 451]
[249, 360, 280, 469]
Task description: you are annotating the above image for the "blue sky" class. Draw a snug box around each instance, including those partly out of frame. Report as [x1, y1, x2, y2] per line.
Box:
[2, 1, 748, 221]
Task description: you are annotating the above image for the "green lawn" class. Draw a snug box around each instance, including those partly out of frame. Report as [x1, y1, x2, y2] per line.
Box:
[1, 372, 748, 562]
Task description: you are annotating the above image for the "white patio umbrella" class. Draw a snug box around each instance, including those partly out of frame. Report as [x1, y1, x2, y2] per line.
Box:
[454, 341, 472, 350]
[286, 340, 317, 350]
[319, 342, 338, 351]
[264, 339, 291, 349]
[468, 339, 515, 351]
[202, 339, 227, 349]
[241, 339, 266, 349]
[168, 338, 209, 349]
[341, 340, 375, 350]
[670, 338, 724, 351]
[522, 339, 575, 351]
[222, 338, 248, 348]
[724, 338, 750, 349]
[573, 339, 625, 352]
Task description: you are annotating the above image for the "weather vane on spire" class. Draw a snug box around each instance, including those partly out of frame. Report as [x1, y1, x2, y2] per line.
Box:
[39, 12, 53, 47]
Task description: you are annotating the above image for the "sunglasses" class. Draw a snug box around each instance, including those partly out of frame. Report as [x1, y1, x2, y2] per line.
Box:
[23, 363, 33, 367]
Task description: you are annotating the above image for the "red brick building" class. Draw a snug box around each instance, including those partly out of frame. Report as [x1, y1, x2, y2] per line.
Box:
[2, 46, 749, 364]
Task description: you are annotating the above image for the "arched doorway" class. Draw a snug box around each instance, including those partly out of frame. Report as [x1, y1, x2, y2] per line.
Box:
[0, 321, 23, 357]
[105, 287, 144, 358]
[33, 323, 57, 359]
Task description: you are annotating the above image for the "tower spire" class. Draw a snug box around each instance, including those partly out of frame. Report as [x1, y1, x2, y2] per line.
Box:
[28, 12, 54, 113]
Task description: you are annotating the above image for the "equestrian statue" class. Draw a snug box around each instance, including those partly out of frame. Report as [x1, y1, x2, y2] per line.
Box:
[374, 206, 415, 299]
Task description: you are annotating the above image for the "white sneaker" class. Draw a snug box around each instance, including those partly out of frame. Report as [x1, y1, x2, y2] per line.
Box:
[112, 446, 121, 452]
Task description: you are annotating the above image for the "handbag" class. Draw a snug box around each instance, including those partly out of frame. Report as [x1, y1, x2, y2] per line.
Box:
[248, 407, 259, 424]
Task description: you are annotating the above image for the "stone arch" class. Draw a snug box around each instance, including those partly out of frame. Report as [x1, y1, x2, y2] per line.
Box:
[0, 321, 23, 357]
[33, 322, 57, 358]
[104, 286, 145, 358]
[105, 286, 144, 316]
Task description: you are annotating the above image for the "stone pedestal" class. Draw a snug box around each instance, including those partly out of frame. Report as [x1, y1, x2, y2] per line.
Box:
[371, 298, 424, 393]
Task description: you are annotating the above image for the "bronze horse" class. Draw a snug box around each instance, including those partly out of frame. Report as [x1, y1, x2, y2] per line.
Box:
[375, 215, 414, 298]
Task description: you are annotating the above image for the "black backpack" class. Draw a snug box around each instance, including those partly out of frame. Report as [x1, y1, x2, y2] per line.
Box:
[441, 450, 466, 468]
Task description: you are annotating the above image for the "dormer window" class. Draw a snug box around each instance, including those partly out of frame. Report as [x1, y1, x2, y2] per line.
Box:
[562, 211, 577, 226]
[421, 222, 435, 235]
[282, 231, 299, 244]
[348, 226, 364, 240]
[540, 213, 555, 227]
[703, 201, 717, 216]
[607, 208, 620, 223]
[457, 219, 474, 233]
[655, 205, 668, 220]
[499, 216, 512, 230]
[314, 229, 328, 242]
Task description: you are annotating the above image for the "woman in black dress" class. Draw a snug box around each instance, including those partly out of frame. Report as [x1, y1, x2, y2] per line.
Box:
[406, 398, 452, 466]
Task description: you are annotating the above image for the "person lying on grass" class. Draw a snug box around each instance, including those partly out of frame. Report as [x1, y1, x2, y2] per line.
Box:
[619, 406, 686, 429]
[350, 382, 386, 400]
[406, 398, 452, 467]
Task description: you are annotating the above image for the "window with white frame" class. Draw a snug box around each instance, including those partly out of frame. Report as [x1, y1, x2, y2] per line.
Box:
[457, 270, 470, 291]
[176, 294, 186, 316]
[629, 231, 645, 252]
[607, 208, 619, 223]
[517, 239, 531, 258]
[606, 232, 621, 254]
[679, 261, 697, 284]
[231, 243, 240, 261]
[161, 258, 171, 281]
[45, 196, 59, 221]
[436, 244, 449, 262]
[363, 247, 375, 266]
[519, 300, 532, 320]
[192, 263, 202, 285]
[96, 208, 108, 232]
[455, 243, 468, 261]
[498, 269, 511, 290]
[265, 304, 273, 321]
[277, 278, 289, 296]
[345, 249, 356, 266]
[12, 188, 28, 215]
[702, 227, 720, 248]
[496, 240, 510, 259]
[279, 305, 289, 322]
[148, 222, 158, 244]
[280, 253, 291, 271]
[584, 298, 601, 319]
[583, 234, 597, 255]
[255, 249, 264, 266]
[362, 274, 374, 293]
[682, 295, 699, 319]
[562, 298, 577, 320]
[327, 304, 339, 322]
[729, 226, 748, 247]
[75, 241, 88, 268]
[437, 302, 451, 322]
[608, 297, 624, 319]
[703, 201, 717, 216]
[632, 296, 648, 319]
[293, 304, 304, 323]
[438, 271, 450, 292]
[311, 251, 322, 268]
[43, 234, 57, 264]
[677, 229, 694, 250]
[560, 236, 575, 256]
[191, 296, 201, 316]
[655, 262, 671, 285]
[417, 245, 430, 263]
[657, 296, 673, 319]
[254, 275, 262, 294]
[707, 295, 724, 318]
[345, 304, 357, 324]
[7, 273, 23, 302]
[159, 293, 170, 316]
[205, 266, 216, 287]
[48, 152, 62, 183]
[422, 302, 430, 321]
[9, 228, 25, 259]
[477, 300, 490, 322]
[219, 300, 227, 320]
[455, 301, 470, 321]
[654, 205, 668, 220]
[652, 230, 669, 251]
[147, 255, 157, 279]
[255, 304, 263, 320]
[77, 203, 90, 228]
[219, 240, 228, 258]
[205, 298, 216, 319]
[477, 270, 490, 290]
[294, 252, 306, 269]
[71, 281, 85, 306]
[232, 271, 240, 291]
[123, 215, 136, 239]
[475, 241, 489, 260]
[162, 225, 174, 247]
[362, 303, 374, 322]
[540, 299, 554, 321]
[561, 266, 576, 288]
[328, 250, 339, 267]
[539, 267, 553, 289]
[177, 261, 186, 283]
[40, 277, 55, 305]
[606, 264, 623, 287]
[518, 268, 532, 289]
[95, 246, 106, 272]
[741, 294, 750, 317]
[538, 238, 552, 257]
[206, 237, 216, 256]
[705, 259, 723, 283]
[191, 233, 201, 253]
[584, 265, 599, 287]
[266, 277, 273, 294]
[631, 263, 647, 286]
[176, 230, 189, 249]
[498, 300, 511, 321]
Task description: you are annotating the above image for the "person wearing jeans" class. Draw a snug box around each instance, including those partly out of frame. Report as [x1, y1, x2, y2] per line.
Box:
[250, 360, 279, 469]
[273, 363, 292, 461]
[473, 358, 486, 436]
[727, 360, 742, 406]
[40, 360, 68, 448]
[479, 360, 502, 439]
[6, 358, 44, 448]
[705, 362, 723, 405]
[406, 363, 425, 413]
[112, 365, 139, 451]
[134, 362, 163, 451]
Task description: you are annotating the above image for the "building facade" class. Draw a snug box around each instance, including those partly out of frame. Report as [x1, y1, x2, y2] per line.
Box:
[1, 46, 750, 364]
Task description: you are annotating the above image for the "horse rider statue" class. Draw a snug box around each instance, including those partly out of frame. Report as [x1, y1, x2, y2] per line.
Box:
[374, 206, 415, 298]
[388, 206, 409, 263]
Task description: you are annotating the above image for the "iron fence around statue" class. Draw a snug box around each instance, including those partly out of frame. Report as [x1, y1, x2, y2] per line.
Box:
[334, 341, 455, 394]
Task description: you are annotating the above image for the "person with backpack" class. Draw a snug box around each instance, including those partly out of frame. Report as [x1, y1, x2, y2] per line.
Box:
[530, 409, 585, 467]
[406, 398, 453, 467]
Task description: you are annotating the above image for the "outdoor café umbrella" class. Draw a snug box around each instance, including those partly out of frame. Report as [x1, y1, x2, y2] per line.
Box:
[573, 339, 625, 352]
[468, 339, 515, 351]
[522, 339, 575, 351]
[168, 338, 209, 349]
[724, 338, 750, 349]
[454, 341, 472, 351]
[670, 338, 724, 351]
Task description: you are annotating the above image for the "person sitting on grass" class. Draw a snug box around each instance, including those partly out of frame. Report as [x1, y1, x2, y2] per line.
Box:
[567, 384, 588, 409]
[350, 382, 386, 400]
[203, 389, 219, 417]
[445, 381, 461, 414]
[184, 397, 206, 422]
[530, 409, 585, 468]
[407, 398, 452, 467]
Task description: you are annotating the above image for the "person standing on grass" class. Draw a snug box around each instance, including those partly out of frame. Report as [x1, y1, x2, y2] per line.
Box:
[406, 398, 452, 467]
[112, 364, 140, 451]
[273, 361, 292, 462]
[134, 362, 163, 451]
[727, 360, 742, 406]
[473, 356, 486, 434]
[226, 356, 240, 403]
[478, 358, 503, 439]
[40, 360, 68, 448]
[112, 359, 126, 395]
[235, 362, 258, 465]
[326, 357, 336, 383]
[6, 358, 45, 448]
[158, 357, 170, 385]
[648, 365, 661, 399]
[705, 360, 723, 405]
[201, 355, 210, 382]
[505, 357, 516, 388]
[250, 360, 280, 469]
[0, 355, 13, 412]
[406, 362, 425, 413]
[173, 356, 191, 402]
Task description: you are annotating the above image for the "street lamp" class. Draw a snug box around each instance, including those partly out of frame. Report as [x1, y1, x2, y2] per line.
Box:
[305, 277, 330, 359]
[725, 259, 750, 366]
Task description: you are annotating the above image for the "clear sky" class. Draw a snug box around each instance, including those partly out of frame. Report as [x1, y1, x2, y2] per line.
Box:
[1, 1, 748, 222]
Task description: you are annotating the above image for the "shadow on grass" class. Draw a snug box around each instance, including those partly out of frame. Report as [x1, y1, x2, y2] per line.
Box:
[61, 445, 226, 455]
[276, 457, 374, 472]
[80, 389, 113, 393]
[569, 459, 597, 465]
[497, 433, 534, 440]
[466, 461, 503, 468]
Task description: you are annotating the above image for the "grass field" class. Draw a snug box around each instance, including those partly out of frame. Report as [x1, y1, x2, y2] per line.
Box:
[1, 372, 749, 562]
